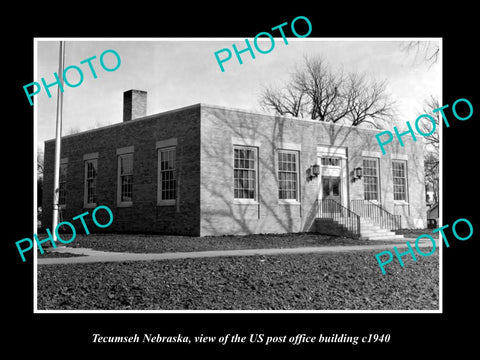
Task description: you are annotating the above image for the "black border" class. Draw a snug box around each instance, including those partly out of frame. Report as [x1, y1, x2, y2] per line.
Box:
[7, 5, 479, 355]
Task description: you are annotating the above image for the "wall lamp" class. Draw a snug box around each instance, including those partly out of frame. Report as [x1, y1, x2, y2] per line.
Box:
[308, 164, 320, 180]
[353, 167, 363, 181]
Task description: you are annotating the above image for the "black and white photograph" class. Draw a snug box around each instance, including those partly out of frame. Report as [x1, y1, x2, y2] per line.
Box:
[34, 38, 441, 311]
[7, 7, 478, 356]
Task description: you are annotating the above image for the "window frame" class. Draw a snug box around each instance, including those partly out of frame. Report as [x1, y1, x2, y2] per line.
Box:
[362, 157, 380, 202]
[277, 149, 300, 203]
[83, 158, 98, 208]
[58, 161, 68, 209]
[321, 156, 340, 167]
[233, 145, 258, 203]
[117, 152, 134, 207]
[392, 160, 408, 203]
[157, 146, 177, 206]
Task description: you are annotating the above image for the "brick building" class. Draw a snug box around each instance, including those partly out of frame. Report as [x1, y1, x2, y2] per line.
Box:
[42, 90, 427, 238]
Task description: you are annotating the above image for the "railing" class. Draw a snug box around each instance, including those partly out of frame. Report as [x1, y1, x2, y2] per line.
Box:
[317, 199, 361, 237]
[350, 200, 401, 231]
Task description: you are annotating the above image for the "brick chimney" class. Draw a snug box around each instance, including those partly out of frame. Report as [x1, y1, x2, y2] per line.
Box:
[123, 89, 147, 122]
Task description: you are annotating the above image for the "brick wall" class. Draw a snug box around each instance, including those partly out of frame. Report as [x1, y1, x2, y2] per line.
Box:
[199, 105, 426, 236]
[42, 105, 202, 235]
[42, 103, 426, 237]
[200, 105, 318, 236]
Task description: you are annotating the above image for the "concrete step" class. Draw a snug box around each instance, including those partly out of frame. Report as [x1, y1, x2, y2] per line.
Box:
[361, 232, 397, 238]
[320, 217, 404, 241]
[360, 226, 384, 231]
[360, 226, 393, 233]
[339, 219, 376, 227]
[360, 234, 405, 241]
[360, 231, 395, 238]
[335, 220, 391, 232]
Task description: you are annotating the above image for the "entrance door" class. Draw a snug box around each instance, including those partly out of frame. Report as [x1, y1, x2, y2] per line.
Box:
[322, 176, 341, 213]
[318, 148, 347, 215]
[322, 176, 341, 202]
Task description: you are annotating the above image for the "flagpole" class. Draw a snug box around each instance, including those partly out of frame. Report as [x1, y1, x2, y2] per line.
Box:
[52, 41, 65, 243]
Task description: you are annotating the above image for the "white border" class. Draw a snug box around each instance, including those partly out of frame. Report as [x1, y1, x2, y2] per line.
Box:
[34, 37, 442, 314]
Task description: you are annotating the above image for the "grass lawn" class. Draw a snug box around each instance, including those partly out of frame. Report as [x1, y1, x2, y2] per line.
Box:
[53, 232, 411, 254]
[37, 249, 439, 311]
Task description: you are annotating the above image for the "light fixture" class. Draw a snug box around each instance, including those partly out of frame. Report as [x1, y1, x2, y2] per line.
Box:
[353, 167, 363, 180]
[311, 164, 320, 178]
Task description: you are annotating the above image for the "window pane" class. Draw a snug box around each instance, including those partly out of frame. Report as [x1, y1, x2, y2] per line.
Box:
[58, 183, 66, 205]
[321, 157, 340, 167]
[121, 175, 132, 201]
[119, 154, 133, 202]
[392, 161, 407, 201]
[278, 151, 299, 200]
[120, 154, 133, 175]
[332, 178, 340, 196]
[60, 164, 67, 180]
[85, 159, 97, 204]
[322, 178, 330, 197]
[363, 158, 378, 200]
[159, 148, 177, 201]
[234, 146, 257, 199]
[58, 163, 67, 205]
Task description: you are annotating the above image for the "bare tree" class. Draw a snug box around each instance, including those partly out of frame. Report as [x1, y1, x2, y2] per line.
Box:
[37, 149, 44, 177]
[261, 83, 306, 118]
[66, 126, 82, 135]
[418, 95, 440, 155]
[419, 95, 440, 204]
[345, 74, 396, 127]
[400, 41, 440, 66]
[260, 56, 395, 128]
[424, 152, 439, 204]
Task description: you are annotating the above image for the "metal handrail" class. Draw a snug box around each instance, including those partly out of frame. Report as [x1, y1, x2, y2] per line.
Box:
[350, 200, 401, 230]
[317, 199, 360, 237]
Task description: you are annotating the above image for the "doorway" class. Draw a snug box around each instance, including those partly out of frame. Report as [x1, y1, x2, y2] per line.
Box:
[321, 175, 341, 213]
[322, 176, 341, 203]
[317, 146, 348, 211]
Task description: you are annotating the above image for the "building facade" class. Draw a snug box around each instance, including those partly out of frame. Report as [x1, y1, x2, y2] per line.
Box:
[42, 90, 427, 237]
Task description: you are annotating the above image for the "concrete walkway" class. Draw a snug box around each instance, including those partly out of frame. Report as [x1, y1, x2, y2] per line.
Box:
[37, 237, 438, 265]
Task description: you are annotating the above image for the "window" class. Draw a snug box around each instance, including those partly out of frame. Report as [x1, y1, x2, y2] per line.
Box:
[322, 176, 341, 198]
[58, 163, 67, 207]
[233, 146, 257, 200]
[392, 160, 407, 201]
[363, 158, 379, 201]
[321, 157, 340, 166]
[158, 147, 176, 204]
[118, 153, 133, 205]
[84, 159, 97, 206]
[278, 150, 299, 201]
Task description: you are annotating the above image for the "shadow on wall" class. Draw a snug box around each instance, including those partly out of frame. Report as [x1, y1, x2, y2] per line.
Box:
[328, 119, 427, 229]
[201, 110, 299, 235]
[200, 108, 382, 236]
[392, 137, 427, 228]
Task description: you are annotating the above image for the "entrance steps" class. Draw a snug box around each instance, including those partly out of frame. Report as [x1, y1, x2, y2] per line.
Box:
[315, 217, 404, 241]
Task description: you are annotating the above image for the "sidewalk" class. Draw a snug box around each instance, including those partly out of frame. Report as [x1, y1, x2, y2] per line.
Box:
[37, 237, 438, 265]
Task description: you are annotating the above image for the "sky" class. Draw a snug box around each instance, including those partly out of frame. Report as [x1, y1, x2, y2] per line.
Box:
[35, 38, 441, 152]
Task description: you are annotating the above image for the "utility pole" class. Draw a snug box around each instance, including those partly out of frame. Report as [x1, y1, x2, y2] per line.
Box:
[52, 41, 65, 241]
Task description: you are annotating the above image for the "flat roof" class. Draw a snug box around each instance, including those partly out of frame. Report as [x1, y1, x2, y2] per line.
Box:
[45, 102, 380, 143]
